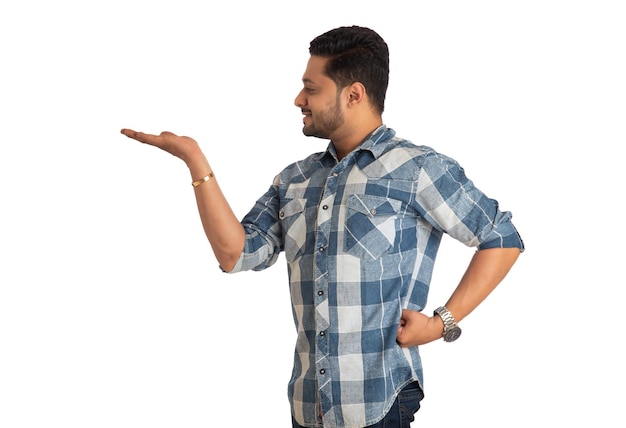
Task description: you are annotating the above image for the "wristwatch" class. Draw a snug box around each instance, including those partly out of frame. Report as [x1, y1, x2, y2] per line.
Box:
[434, 306, 462, 342]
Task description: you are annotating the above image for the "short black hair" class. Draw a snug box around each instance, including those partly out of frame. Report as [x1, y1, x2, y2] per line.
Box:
[309, 26, 390, 114]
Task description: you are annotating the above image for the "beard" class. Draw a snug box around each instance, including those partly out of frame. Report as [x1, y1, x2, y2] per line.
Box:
[302, 96, 345, 139]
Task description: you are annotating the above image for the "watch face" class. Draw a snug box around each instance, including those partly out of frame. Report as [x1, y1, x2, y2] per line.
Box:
[444, 327, 462, 342]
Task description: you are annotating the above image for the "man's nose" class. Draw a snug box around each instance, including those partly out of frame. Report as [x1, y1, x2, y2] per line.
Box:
[294, 89, 306, 107]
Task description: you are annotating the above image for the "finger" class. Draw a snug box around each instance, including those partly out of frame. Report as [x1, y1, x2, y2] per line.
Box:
[120, 128, 154, 143]
[120, 129, 164, 146]
[120, 128, 138, 138]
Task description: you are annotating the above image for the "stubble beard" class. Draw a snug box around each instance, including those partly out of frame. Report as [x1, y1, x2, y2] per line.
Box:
[302, 97, 345, 140]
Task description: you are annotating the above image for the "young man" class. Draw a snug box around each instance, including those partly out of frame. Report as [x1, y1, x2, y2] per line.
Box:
[122, 26, 523, 428]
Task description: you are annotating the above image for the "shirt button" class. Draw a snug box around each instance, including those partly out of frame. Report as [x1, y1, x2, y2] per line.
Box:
[279, 211, 285, 218]
[333, 172, 338, 177]
[322, 205, 329, 210]
[320, 369, 326, 375]
[320, 331, 326, 336]
[370, 208, 377, 215]
[317, 290, 324, 296]
[319, 247, 325, 252]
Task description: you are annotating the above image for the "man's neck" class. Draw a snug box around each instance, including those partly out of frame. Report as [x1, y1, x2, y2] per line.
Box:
[331, 118, 383, 160]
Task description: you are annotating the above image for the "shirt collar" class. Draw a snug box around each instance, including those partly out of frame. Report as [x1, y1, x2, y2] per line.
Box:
[359, 124, 394, 159]
[323, 124, 395, 162]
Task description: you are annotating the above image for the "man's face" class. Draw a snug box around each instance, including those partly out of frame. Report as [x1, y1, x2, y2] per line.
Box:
[294, 56, 345, 139]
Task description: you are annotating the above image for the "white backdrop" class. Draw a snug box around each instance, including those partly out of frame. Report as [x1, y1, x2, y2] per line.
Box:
[1, 1, 624, 427]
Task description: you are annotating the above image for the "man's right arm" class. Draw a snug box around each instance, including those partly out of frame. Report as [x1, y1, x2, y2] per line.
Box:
[120, 129, 245, 272]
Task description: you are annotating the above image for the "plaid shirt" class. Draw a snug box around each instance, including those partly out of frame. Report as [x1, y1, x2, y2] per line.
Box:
[230, 125, 524, 428]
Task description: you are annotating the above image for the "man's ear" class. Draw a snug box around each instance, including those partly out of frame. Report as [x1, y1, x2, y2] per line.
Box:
[346, 82, 367, 107]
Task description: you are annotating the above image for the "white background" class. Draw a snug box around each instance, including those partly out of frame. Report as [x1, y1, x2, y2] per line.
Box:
[1, 1, 624, 427]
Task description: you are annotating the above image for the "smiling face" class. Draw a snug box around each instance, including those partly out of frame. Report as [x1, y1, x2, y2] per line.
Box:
[294, 56, 346, 140]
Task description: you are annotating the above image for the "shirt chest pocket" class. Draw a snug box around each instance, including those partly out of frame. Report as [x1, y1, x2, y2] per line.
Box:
[345, 194, 402, 260]
[279, 198, 307, 263]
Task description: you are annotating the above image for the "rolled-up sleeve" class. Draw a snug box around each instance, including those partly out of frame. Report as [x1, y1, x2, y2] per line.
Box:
[416, 152, 524, 252]
[228, 181, 284, 273]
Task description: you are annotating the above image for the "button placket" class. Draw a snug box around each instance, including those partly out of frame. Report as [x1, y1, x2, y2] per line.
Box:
[314, 177, 336, 417]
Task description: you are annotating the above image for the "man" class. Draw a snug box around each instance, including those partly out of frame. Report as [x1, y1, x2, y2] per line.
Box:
[121, 26, 523, 428]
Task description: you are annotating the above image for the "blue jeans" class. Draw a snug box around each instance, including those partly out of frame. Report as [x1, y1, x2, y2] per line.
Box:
[292, 382, 423, 428]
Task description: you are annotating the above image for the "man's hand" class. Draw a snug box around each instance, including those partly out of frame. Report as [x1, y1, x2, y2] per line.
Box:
[120, 129, 203, 166]
[396, 309, 444, 348]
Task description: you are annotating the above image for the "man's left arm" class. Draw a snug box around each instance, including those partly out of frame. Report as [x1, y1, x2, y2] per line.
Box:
[397, 152, 524, 347]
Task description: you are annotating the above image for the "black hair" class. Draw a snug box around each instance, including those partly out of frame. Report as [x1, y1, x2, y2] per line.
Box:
[309, 26, 390, 114]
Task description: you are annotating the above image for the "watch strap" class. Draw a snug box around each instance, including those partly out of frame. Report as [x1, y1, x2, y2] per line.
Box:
[434, 306, 459, 336]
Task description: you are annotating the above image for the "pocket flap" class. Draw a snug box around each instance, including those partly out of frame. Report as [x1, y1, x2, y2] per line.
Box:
[279, 198, 306, 219]
[346, 194, 401, 217]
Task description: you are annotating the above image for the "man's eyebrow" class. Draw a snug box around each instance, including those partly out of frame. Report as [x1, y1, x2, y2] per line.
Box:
[302, 78, 317, 85]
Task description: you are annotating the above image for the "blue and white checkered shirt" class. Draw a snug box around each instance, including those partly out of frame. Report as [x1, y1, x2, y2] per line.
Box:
[230, 125, 524, 428]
